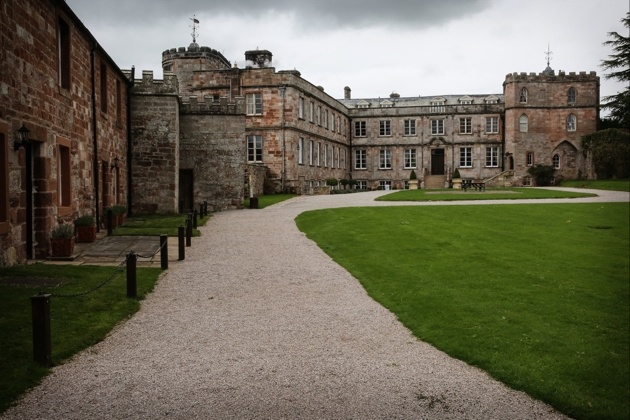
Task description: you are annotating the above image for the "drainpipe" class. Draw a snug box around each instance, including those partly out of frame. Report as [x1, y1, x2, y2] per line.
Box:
[280, 85, 286, 192]
[90, 43, 100, 232]
[127, 66, 135, 216]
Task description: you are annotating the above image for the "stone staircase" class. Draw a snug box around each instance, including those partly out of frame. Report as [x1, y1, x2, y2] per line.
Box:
[423, 175, 447, 189]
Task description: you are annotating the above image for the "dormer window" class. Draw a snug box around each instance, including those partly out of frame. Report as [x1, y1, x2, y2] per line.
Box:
[380, 100, 393, 108]
[485, 95, 499, 104]
[357, 100, 370, 109]
[459, 95, 473, 105]
[430, 97, 445, 113]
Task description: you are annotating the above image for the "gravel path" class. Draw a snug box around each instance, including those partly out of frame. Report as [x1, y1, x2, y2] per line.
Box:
[4, 189, 627, 419]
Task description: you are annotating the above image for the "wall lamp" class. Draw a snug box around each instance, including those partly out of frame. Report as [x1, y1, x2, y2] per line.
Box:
[14, 125, 30, 151]
[110, 157, 119, 169]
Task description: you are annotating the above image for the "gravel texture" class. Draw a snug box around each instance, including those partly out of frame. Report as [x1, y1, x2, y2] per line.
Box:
[4, 189, 627, 419]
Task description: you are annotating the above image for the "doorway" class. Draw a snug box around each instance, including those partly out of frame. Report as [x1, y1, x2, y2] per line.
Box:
[179, 169, 194, 214]
[431, 149, 445, 175]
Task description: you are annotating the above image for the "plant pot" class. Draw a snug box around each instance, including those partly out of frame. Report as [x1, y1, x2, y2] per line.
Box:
[452, 179, 462, 189]
[50, 237, 75, 257]
[76, 225, 97, 243]
[409, 180, 419, 190]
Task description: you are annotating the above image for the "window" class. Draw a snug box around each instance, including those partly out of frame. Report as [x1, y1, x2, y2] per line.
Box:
[324, 110, 328, 129]
[519, 114, 528, 132]
[519, 87, 528, 103]
[568, 87, 576, 103]
[316, 143, 321, 166]
[379, 180, 392, 190]
[553, 154, 560, 169]
[247, 135, 263, 162]
[379, 149, 392, 169]
[298, 137, 304, 164]
[430, 100, 445, 113]
[100, 63, 107, 112]
[526, 152, 534, 166]
[460, 118, 472, 134]
[324, 144, 328, 167]
[355, 150, 366, 169]
[309, 140, 314, 165]
[431, 119, 444, 135]
[298, 97, 305, 119]
[404, 119, 416, 136]
[331, 146, 335, 168]
[486, 117, 499, 133]
[309, 101, 314, 122]
[523, 176, 531, 186]
[337, 116, 341, 134]
[0, 122, 8, 234]
[379, 120, 391, 136]
[404, 149, 417, 169]
[486, 147, 499, 167]
[58, 16, 71, 89]
[58, 138, 72, 208]
[246, 93, 262, 115]
[331, 113, 335, 132]
[354, 121, 366, 137]
[356, 180, 367, 190]
[567, 114, 576, 131]
[460, 147, 472, 167]
[316, 106, 321, 126]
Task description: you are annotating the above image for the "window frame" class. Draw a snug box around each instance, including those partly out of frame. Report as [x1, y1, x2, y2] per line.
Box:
[460, 147, 472, 168]
[404, 148, 417, 169]
[355, 149, 367, 170]
[246, 135, 263, 162]
[526, 152, 534, 166]
[298, 97, 305, 119]
[567, 114, 576, 132]
[431, 119, 445, 135]
[486, 116, 499, 134]
[568, 87, 576, 103]
[485, 146, 499, 167]
[298, 137, 304, 165]
[354, 121, 366, 137]
[519, 114, 528, 132]
[379, 149, 392, 169]
[246, 93, 262, 116]
[379, 120, 391, 136]
[57, 137, 72, 211]
[404, 119, 416, 136]
[460, 117, 472, 134]
[309, 140, 314, 165]
[553, 154, 561, 169]
[519, 87, 528, 103]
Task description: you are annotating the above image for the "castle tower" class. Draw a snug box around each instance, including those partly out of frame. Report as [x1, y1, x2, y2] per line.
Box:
[503, 68, 599, 184]
[162, 45, 232, 95]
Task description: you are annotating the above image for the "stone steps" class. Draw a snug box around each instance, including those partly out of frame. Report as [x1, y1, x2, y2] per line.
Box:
[424, 175, 447, 189]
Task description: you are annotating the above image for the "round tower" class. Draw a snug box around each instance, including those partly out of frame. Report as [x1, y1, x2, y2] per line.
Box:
[162, 44, 232, 95]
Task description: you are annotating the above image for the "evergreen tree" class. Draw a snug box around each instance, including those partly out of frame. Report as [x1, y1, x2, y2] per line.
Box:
[601, 12, 630, 126]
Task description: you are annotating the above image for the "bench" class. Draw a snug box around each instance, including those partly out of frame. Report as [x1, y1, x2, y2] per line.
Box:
[461, 179, 485, 191]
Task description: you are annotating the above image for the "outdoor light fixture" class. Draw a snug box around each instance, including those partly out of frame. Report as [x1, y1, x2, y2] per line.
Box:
[110, 157, 119, 169]
[14, 124, 30, 151]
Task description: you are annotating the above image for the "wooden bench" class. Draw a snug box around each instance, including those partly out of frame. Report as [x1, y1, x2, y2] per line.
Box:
[461, 179, 485, 191]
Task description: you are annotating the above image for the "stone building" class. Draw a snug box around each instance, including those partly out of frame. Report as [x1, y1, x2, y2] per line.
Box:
[1, 0, 129, 266]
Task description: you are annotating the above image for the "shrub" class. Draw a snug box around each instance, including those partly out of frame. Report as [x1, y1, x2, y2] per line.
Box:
[340, 179, 349, 189]
[410, 170, 417, 180]
[527, 164, 556, 186]
[74, 215, 95, 227]
[452, 169, 461, 179]
[326, 178, 339, 187]
[582, 129, 630, 179]
[51, 223, 74, 238]
[111, 205, 127, 216]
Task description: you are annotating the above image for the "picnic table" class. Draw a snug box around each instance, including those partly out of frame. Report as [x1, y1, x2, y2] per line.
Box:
[461, 179, 485, 191]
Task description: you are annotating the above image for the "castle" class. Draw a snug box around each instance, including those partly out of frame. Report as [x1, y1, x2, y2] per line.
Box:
[0, 0, 600, 266]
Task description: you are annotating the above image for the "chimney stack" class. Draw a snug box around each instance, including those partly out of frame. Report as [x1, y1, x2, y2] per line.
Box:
[344, 86, 351, 99]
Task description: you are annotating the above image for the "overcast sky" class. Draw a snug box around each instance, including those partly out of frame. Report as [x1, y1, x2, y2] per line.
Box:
[65, 0, 627, 106]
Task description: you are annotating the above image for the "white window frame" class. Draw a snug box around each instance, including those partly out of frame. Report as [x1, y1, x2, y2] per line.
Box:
[379, 180, 392, 190]
[527, 152, 534, 166]
[379, 149, 392, 169]
[356, 180, 367, 190]
[355, 149, 366, 169]
[519, 87, 528, 103]
[298, 137, 304, 164]
[460, 147, 472, 168]
[298, 97, 305, 119]
[460, 118, 472, 134]
[519, 114, 528, 132]
[309, 102, 314, 123]
[246, 93, 262, 115]
[568, 87, 576, 103]
[553, 154, 561, 169]
[354, 121, 366, 137]
[379, 120, 391, 136]
[404, 149, 417, 169]
[485, 146, 499, 167]
[431, 119, 445, 135]
[309, 140, 314, 165]
[316, 142, 321, 166]
[404, 119, 416, 136]
[567, 114, 576, 132]
[247, 135, 263, 162]
[486, 116, 499, 134]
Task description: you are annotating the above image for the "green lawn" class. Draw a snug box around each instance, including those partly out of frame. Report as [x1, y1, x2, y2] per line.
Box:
[0, 264, 162, 414]
[244, 194, 297, 209]
[296, 203, 629, 420]
[113, 213, 208, 236]
[560, 179, 630, 192]
[377, 187, 597, 201]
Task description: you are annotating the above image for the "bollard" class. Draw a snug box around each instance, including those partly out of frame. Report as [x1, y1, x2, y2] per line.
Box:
[199, 203, 204, 218]
[193, 209, 198, 229]
[31, 293, 52, 367]
[126, 251, 137, 298]
[185, 218, 192, 247]
[107, 208, 113, 236]
[178, 225, 185, 260]
[160, 234, 168, 270]
[204, 201, 208, 217]
[249, 197, 259, 209]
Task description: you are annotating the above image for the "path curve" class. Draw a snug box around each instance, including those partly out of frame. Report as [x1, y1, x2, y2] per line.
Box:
[4, 188, 626, 419]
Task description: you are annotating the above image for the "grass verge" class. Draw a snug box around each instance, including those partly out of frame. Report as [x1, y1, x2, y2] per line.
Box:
[560, 179, 630, 192]
[113, 214, 208, 236]
[244, 194, 297, 209]
[296, 203, 629, 420]
[377, 187, 596, 201]
[0, 263, 162, 414]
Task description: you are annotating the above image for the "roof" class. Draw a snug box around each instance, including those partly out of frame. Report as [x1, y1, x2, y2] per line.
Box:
[338, 93, 504, 108]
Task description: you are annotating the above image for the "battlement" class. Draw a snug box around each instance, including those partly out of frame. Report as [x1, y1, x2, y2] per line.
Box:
[130, 70, 179, 94]
[504, 70, 598, 84]
[179, 95, 245, 115]
[162, 45, 231, 70]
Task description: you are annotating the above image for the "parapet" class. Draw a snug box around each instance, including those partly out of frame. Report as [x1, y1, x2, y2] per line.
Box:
[179, 95, 245, 115]
[504, 69, 598, 83]
[131, 70, 179, 94]
[162, 45, 231, 70]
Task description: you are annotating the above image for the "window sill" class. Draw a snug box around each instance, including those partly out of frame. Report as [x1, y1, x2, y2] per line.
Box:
[58, 206, 72, 217]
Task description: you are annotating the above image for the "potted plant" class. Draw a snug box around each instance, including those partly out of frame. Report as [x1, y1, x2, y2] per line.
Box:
[111, 204, 127, 226]
[75, 214, 96, 243]
[408, 170, 419, 190]
[452, 168, 462, 189]
[50, 223, 75, 257]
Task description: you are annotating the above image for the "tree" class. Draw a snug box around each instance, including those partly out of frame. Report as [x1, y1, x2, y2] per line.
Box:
[600, 12, 630, 126]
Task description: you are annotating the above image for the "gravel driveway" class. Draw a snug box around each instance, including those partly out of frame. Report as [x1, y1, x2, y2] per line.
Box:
[4, 189, 627, 419]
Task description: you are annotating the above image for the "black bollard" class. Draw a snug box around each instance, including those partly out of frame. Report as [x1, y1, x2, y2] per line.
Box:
[31, 293, 52, 367]
[160, 234, 168, 270]
[185, 218, 192, 247]
[204, 201, 208, 216]
[249, 197, 259, 209]
[126, 251, 137, 298]
[178, 225, 185, 260]
[199, 203, 204, 218]
[193, 209, 198, 229]
[107, 208, 113, 235]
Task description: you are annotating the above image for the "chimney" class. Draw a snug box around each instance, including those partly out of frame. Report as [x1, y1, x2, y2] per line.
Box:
[344, 86, 351, 99]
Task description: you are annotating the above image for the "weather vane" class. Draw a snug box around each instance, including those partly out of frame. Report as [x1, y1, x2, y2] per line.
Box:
[190, 15, 199, 43]
[545, 43, 553, 68]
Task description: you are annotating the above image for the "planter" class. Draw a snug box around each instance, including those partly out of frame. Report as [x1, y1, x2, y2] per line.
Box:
[409, 180, 419, 190]
[50, 237, 75, 257]
[452, 179, 462, 189]
[76, 225, 97, 243]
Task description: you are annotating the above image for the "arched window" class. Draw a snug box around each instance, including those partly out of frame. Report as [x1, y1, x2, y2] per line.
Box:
[519, 114, 528, 132]
[553, 154, 560, 169]
[567, 114, 576, 132]
[519, 87, 528, 103]
[567, 87, 576, 103]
